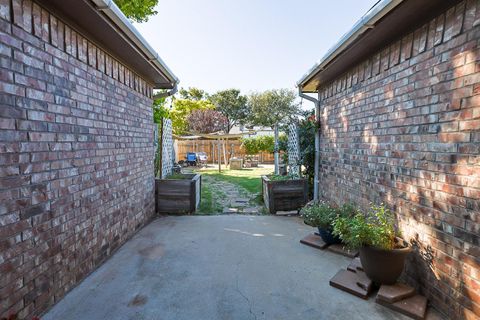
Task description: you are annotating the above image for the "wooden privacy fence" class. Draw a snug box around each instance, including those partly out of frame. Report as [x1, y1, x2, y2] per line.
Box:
[174, 139, 275, 164]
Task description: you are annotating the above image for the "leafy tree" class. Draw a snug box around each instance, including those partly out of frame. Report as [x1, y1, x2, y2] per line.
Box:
[248, 89, 299, 174]
[187, 109, 228, 134]
[114, 0, 158, 23]
[210, 89, 249, 133]
[170, 99, 214, 134]
[179, 87, 208, 101]
[240, 137, 261, 155]
[247, 89, 300, 128]
[257, 135, 274, 153]
[240, 135, 274, 155]
[152, 96, 169, 123]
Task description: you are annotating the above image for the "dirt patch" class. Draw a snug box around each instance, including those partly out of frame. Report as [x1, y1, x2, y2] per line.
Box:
[138, 244, 165, 259]
[128, 294, 148, 307]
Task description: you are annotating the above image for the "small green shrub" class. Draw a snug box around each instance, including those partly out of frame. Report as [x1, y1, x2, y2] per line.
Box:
[267, 174, 296, 181]
[301, 201, 337, 229]
[301, 202, 358, 229]
[333, 203, 396, 250]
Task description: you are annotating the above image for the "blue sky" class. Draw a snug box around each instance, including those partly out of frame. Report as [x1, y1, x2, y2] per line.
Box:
[134, 0, 378, 94]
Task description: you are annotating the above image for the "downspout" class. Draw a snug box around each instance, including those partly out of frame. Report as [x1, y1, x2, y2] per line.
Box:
[298, 88, 320, 201]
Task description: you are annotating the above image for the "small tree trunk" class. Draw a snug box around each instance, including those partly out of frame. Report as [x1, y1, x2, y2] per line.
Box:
[274, 124, 279, 175]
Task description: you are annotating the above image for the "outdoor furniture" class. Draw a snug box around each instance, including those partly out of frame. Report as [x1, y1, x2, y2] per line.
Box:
[230, 158, 243, 169]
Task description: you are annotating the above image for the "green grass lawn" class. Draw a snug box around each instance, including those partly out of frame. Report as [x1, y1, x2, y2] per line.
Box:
[194, 165, 273, 214]
[197, 166, 273, 194]
[197, 179, 225, 214]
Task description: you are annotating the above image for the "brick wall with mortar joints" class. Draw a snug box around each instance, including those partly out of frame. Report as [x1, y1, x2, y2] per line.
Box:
[317, 1, 479, 319]
[0, 0, 157, 318]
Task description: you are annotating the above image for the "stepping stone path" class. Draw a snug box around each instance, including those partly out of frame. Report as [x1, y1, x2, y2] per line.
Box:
[199, 174, 263, 215]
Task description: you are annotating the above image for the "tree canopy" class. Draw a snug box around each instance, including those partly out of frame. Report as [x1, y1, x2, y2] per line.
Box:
[114, 0, 158, 23]
[209, 89, 249, 133]
[152, 95, 169, 124]
[240, 135, 275, 155]
[179, 87, 208, 101]
[248, 89, 300, 128]
[187, 109, 228, 134]
[169, 98, 215, 135]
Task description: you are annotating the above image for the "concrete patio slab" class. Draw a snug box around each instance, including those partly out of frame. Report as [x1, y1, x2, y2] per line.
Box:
[43, 215, 409, 320]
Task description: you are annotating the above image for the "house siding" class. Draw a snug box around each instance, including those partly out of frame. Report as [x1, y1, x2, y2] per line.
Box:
[317, 1, 479, 319]
[0, 0, 156, 318]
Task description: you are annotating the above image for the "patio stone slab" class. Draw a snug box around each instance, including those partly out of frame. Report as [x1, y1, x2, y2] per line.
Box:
[242, 207, 260, 214]
[275, 210, 299, 216]
[377, 283, 416, 303]
[355, 270, 373, 292]
[328, 244, 359, 258]
[347, 257, 364, 272]
[329, 269, 371, 299]
[376, 294, 428, 320]
[300, 233, 328, 249]
[223, 207, 239, 214]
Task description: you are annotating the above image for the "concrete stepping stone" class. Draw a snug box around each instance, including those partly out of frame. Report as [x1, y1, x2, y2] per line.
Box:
[223, 208, 239, 214]
[347, 257, 364, 272]
[328, 244, 359, 258]
[243, 207, 260, 214]
[377, 283, 416, 303]
[376, 294, 427, 320]
[329, 269, 371, 299]
[300, 234, 328, 250]
[275, 210, 299, 216]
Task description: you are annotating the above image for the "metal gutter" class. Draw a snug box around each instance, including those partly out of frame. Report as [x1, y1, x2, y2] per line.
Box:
[153, 83, 178, 99]
[91, 0, 179, 87]
[297, 0, 404, 91]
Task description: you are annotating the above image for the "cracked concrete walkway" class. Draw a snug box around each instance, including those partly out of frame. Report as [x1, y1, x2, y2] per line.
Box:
[43, 216, 408, 320]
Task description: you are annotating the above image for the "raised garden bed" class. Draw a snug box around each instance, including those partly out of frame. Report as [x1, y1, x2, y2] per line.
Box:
[261, 175, 308, 214]
[155, 173, 201, 214]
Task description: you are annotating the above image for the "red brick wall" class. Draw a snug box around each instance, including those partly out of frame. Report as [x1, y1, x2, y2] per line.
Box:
[0, 0, 156, 318]
[317, 1, 479, 319]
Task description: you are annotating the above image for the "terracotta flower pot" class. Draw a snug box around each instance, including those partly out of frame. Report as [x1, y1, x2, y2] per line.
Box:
[359, 239, 412, 285]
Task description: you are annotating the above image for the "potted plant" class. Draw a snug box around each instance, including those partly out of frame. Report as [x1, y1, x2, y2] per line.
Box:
[333, 203, 411, 285]
[302, 202, 357, 244]
[301, 201, 339, 244]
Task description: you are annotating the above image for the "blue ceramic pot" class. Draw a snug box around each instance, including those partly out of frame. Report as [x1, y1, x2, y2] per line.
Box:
[317, 227, 342, 245]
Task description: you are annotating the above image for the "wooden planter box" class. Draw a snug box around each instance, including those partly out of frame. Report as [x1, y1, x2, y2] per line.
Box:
[262, 175, 308, 214]
[155, 173, 201, 214]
